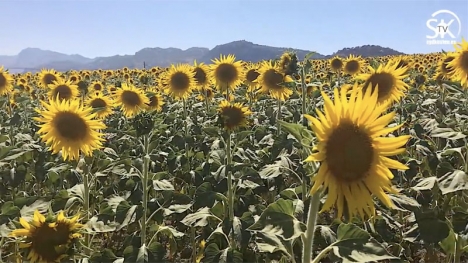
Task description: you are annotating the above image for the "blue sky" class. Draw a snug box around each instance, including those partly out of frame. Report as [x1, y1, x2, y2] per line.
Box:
[1, 0, 467, 58]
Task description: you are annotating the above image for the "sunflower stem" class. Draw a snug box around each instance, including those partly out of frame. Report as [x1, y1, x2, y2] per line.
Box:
[302, 190, 322, 263]
[141, 134, 150, 246]
[276, 99, 282, 136]
[204, 90, 209, 113]
[82, 159, 91, 254]
[226, 130, 236, 248]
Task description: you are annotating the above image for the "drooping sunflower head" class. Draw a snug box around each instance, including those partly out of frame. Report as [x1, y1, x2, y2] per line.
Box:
[447, 37, 468, 87]
[355, 59, 409, 105]
[33, 98, 107, 161]
[114, 83, 149, 118]
[160, 64, 196, 100]
[279, 51, 299, 76]
[217, 100, 252, 131]
[146, 91, 165, 112]
[48, 79, 80, 101]
[329, 56, 344, 72]
[244, 64, 261, 92]
[304, 82, 410, 220]
[256, 61, 294, 101]
[192, 61, 210, 89]
[209, 54, 245, 92]
[85, 92, 115, 119]
[38, 69, 62, 89]
[10, 210, 83, 263]
[343, 55, 364, 75]
[0, 66, 14, 96]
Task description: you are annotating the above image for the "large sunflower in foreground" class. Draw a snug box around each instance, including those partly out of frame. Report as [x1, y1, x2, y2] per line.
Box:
[447, 38, 468, 87]
[114, 83, 149, 118]
[85, 92, 115, 119]
[218, 100, 252, 131]
[304, 83, 410, 220]
[209, 54, 244, 92]
[48, 79, 80, 101]
[38, 69, 62, 89]
[256, 61, 294, 101]
[34, 98, 106, 161]
[160, 64, 196, 100]
[0, 66, 14, 96]
[10, 210, 83, 263]
[355, 59, 409, 105]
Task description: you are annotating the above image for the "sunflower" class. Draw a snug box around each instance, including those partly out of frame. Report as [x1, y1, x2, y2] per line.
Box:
[114, 83, 149, 118]
[343, 55, 364, 75]
[305, 83, 410, 220]
[329, 56, 343, 72]
[10, 210, 83, 263]
[85, 92, 115, 119]
[447, 38, 468, 87]
[278, 51, 298, 76]
[437, 53, 456, 79]
[88, 81, 105, 93]
[256, 61, 294, 101]
[0, 66, 14, 96]
[192, 61, 210, 90]
[355, 59, 409, 105]
[34, 98, 106, 161]
[209, 54, 244, 92]
[146, 91, 165, 112]
[244, 64, 260, 92]
[218, 100, 252, 131]
[48, 79, 80, 101]
[160, 64, 196, 100]
[38, 69, 62, 89]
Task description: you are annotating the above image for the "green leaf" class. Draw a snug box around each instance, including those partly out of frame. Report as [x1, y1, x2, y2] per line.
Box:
[152, 179, 175, 191]
[437, 170, 468, 195]
[336, 223, 370, 240]
[181, 207, 222, 227]
[136, 244, 148, 263]
[278, 120, 313, 144]
[431, 127, 466, 140]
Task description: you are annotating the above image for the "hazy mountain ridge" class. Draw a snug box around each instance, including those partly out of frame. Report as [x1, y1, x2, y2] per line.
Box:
[0, 41, 405, 73]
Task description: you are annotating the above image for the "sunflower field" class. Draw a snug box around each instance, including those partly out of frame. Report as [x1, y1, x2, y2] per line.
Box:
[0, 39, 468, 263]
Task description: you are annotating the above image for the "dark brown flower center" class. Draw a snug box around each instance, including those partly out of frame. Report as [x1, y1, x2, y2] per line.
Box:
[459, 51, 468, 71]
[221, 106, 244, 129]
[52, 85, 73, 100]
[91, 98, 107, 108]
[215, 63, 238, 84]
[325, 121, 374, 182]
[345, 60, 360, 73]
[331, 59, 343, 70]
[43, 73, 57, 86]
[193, 67, 207, 85]
[362, 72, 395, 101]
[0, 73, 6, 88]
[53, 112, 88, 141]
[170, 72, 190, 91]
[246, 69, 260, 82]
[263, 69, 284, 90]
[121, 90, 141, 106]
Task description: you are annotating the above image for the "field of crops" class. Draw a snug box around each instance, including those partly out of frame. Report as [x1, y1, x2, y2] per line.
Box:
[0, 39, 467, 263]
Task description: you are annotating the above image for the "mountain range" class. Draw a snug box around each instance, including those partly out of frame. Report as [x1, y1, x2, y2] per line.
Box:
[0, 40, 405, 73]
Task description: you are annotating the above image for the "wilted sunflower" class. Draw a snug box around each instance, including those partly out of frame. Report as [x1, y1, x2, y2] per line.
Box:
[160, 64, 196, 100]
[305, 83, 410, 220]
[218, 100, 252, 130]
[34, 98, 106, 161]
[329, 56, 344, 72]
[192, 61, 210, 90]
[355, 59, 409, 104]
[85, 92, 115, 119]
[209, 54, 244, 92]
[278, 51, 299, 76]
[447, 38, 468, 87]
[146, 91, 165, 112]
[38, 69, 62, 89]
[256, 61, 294, 101]
[343, 55, 364, 75]
[114, 83, 149, 118]
[10, 210, 83, 263]
[0, 66, 14, 96]
[48, 79, 80, 101]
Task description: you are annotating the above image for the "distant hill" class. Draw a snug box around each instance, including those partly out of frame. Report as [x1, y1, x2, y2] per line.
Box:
[328, 45, 405, 58]
[0, 41, 406, 73]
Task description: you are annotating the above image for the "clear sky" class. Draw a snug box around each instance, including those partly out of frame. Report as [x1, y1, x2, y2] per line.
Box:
[1, 0, 468, 58]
